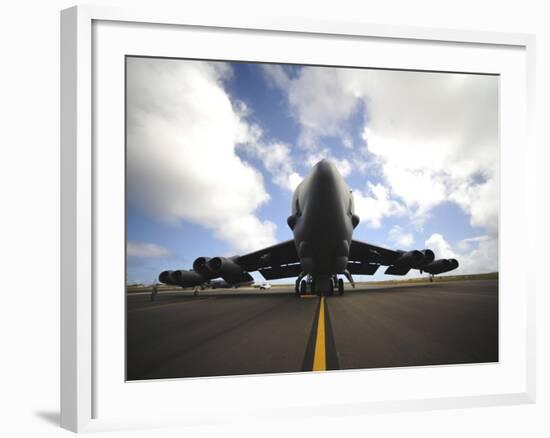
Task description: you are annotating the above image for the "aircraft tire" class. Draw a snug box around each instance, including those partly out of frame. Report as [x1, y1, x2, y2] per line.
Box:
[327, 278, 335, 297]
[300, 280, 307, 295]
[338, 278, 344, 296]
[328, 279, 334, 296]
[295, 280, 300, 296]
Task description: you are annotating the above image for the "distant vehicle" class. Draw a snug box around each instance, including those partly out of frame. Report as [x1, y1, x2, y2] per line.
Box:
[208, 278, 254, 289]
[159, 160, 459, 296]
[258, 282, 271, 290]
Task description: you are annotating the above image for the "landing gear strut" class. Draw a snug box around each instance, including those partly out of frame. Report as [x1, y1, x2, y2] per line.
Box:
[295, 271, 307, 296]
[343, 270, 355, 288]
[338, 278, 344, 295]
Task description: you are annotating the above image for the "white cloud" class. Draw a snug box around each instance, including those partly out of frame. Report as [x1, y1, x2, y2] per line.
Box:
[456, 235, 490, 252]
[342, 135, 354, 149]
[425, 233, 457, 259]
[262, 65, 359, 149]
[353, 183, 406, 228]
[461, 235, 490, 243]
[127, 241, 170, 258]
[388, 226, 414, 248]
[214, 215, 277, 254]
[126, 58, 277, 253]
[425, 233, 497, 275]
[363, 71, 499, 232]
[264, 65, 499, 236]
[449, 177, 499, 234]
[261, 64, 291, 90]
[459, 237, 498, 274]
[238, 141, 303, 192]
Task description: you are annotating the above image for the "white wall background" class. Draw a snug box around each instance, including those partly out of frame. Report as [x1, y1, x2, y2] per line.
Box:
[0, 0, 547, 436]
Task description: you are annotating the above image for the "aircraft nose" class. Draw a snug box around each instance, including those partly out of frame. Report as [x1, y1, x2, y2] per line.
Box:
[316, 158, 332, 169]
[311, 159, 338, 184]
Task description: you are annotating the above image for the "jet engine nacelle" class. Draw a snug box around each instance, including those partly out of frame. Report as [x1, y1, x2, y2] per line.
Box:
[418, 249, 435, 266]
[395, 249, 435, 268]
[159, 270, 205, 287]
[159, 270, 178, 286]
[423, 258, 459, 275]
[207, 257, 245, 278]
[193, 257, 217, 278]
[172, 269, 205, 287]
[395, 250, 424, 267]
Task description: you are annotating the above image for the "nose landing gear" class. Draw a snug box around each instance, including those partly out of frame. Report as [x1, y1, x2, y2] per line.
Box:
[294, 274, 347, 297]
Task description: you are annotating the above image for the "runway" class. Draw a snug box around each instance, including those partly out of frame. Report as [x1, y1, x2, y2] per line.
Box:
[126, 279, 498, 380]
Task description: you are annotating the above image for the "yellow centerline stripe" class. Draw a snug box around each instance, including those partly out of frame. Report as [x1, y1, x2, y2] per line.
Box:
[312, 297, 326, 371]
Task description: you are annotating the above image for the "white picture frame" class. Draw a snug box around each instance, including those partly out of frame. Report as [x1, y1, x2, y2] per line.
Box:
[60, 5, 536, 433]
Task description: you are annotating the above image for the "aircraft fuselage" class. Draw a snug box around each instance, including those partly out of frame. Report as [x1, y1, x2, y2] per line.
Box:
[289, 159, 358, 279]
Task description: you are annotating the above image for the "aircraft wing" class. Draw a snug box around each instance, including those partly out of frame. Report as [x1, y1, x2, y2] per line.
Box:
[236, 239, 301, 280]
[348, 239, 459, 276]
[161, 237, 458, 288]
[349, 239, 401, 265]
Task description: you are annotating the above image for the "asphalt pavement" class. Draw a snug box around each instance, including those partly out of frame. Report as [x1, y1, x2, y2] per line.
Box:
[126, 279, 498, 380]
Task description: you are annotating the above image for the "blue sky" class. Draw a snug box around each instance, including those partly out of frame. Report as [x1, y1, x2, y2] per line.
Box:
[126, 58, 499, 285]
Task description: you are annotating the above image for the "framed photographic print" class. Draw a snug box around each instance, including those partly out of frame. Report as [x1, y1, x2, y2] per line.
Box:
[61, 5, 536, 433]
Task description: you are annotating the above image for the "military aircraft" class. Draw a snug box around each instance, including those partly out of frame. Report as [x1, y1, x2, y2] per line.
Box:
[159, 159, 459, 296]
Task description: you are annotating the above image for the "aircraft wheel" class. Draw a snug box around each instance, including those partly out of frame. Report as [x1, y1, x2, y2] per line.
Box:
[300, 280, 307, 294]
[338, 278, 344, 296]
[295, 280, 300, 296]
[327, 278, 335, 297]
[328, 279, 334, 296]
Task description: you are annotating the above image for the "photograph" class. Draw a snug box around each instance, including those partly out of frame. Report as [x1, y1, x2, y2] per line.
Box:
[125, 56, 499, 381]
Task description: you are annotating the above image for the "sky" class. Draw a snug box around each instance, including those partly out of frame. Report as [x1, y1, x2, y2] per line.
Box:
[125, 56, 499, 285]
